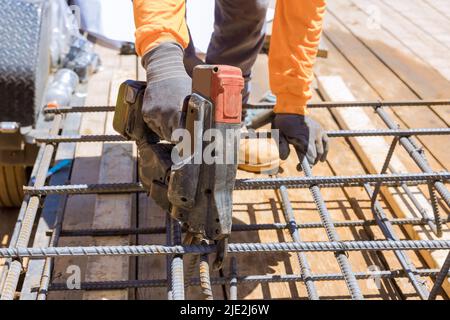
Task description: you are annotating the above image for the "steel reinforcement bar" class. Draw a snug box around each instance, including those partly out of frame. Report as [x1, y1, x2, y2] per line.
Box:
[34, 128, 450, 144]
[11, 99, 448, 300]
[278, 186, 319, 299]
[374, 105, 450, 208]
[245, 100, 450, 109]
[56, 217, 450, 237]
[365, 184, 429, 299]
[1, 115, 62, 301]
[1, 240, 449, 259]
[22, 172, 450, 196]
[42, 100, 450, 114]
[47, 268, 450, 291]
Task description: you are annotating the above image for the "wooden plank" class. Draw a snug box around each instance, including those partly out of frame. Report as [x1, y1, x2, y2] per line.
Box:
[317, 75, 450, 298]
[44, 0, 450, 299]
[82, 54, 137, 300]
[321, 11, 449, 170]
[270, 91, 408, 299]
[231, 129, 410, 299]
[134, 58, 173, 300]
[48, 45, 119, 300]
[313, 37, 443, 298]
[310, 88, 422, 299]
[136, 195, 168, 299]
[326, 0, 450, 125]
[322, 0, 450, 220]
[0, 207, 18, 284]
[232, 171, 305, 299]
[384, 0, 450, 50]
[182, 53, 413, 299]
[180, 50, 430, 299]
[229, 54, 310, 299]
[354, 0, 450, 80]
[315, 33, 448, 219]
[20, 91, 84, 300]
[422, 0, 450, 22]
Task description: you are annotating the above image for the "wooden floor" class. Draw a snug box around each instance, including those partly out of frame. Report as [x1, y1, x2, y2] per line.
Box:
[1, 0, 449, 300]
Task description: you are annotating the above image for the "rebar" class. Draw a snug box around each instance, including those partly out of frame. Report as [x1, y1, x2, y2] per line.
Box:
[235, 172, 450, 191]
[327, 128, 450, 137]
[199, 254, 213, 300]
[36, 134, 127, 143]
[375, 106, 450, 208]
[427, 183, 443, 237]
[0, 146, 45, 293]
[8, 146, 46, 247]
[365, 184, 429, 299]
[370, 137, 399, 207]
[1, 115, 62, 300]
[35, 128, 450, 144]
[229, 258, 238, 300]
[23, 172, 450, 195]
[37, 258, 52, 300]
[428, 252, 450, 300]
[48, 268, 450, 291]
[399, 183, 438, 233]
[43, 105, 116, 114]
[57, 216, 450, 237]
[301, 158, 364, 300]
[166, 214, 173, 300]
[15, 99, 450, 300]
[1, 240, 450, 259]
[37, 191, 69, 300]
[43, 100, 450, 114]
[170, 219, 184, 300]
[278, 186, 319, 300]
[365, 137, 429, 299]
[244, 100, 450, 109]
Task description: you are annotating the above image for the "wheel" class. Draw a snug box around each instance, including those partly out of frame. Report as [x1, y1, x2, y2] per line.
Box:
[0, 165, 27, 207]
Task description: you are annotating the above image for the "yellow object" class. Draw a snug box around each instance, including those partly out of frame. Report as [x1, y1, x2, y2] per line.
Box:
[133, 0, 326, 115]
[238, 136, 280, 174]
[0, 165, 26, 207]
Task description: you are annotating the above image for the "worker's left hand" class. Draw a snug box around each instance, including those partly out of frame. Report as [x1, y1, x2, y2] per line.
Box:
[272, 114, 329, 170]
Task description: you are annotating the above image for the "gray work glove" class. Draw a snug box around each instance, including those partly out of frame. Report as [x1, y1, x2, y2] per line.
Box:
[272, 114, 329, 170]
[142, 42, 192, 142]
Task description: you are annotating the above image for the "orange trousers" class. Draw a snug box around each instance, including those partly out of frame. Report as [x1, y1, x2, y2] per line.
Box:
[134, 0, 327, 115]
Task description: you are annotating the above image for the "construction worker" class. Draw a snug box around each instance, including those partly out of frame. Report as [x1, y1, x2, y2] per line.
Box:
[133, 0, 329, 173]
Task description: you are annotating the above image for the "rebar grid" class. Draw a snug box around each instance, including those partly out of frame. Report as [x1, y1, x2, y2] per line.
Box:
[47, 268, 450, 291]
[34, 128, 450, 145]
[1, 115, 63, 300]
[277, 186, 319, 299]
[0, 240, 449, 258]
[2, 100, 448, 301]
[21, 172, 450, 195]
[55, 216, 450, 237]
[42, 100, 450, 114]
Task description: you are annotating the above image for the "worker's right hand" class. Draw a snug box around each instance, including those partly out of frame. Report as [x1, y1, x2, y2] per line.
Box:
[272, 114, 329, 170]
[142, 42, 192, 142]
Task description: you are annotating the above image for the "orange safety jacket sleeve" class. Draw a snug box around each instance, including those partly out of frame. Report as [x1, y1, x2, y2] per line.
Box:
[133, 0, 189, 56]
[269, 0, 327, 115]
[133, 0, 327, 115]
